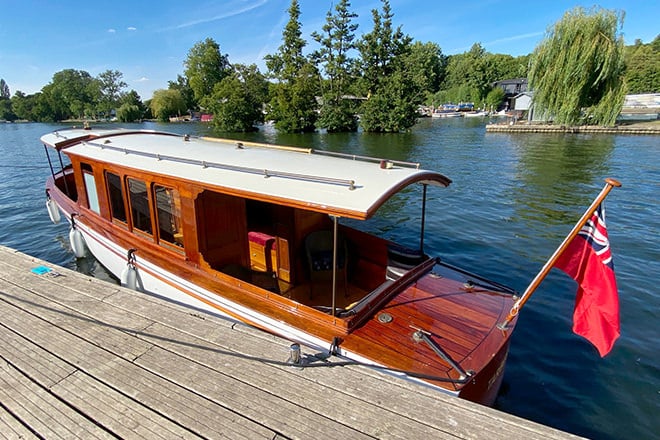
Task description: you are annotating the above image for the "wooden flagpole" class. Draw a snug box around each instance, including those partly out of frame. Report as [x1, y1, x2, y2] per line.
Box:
[498, 178, 621, 330]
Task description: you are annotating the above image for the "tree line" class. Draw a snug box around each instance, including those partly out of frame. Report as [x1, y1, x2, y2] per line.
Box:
[1, 1, 658, 130]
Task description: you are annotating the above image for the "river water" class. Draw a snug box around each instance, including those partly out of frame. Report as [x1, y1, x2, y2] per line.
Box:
[1, 119, 657, 439]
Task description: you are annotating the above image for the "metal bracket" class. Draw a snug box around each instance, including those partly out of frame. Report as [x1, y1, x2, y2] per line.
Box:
[410, 325, 472, 381]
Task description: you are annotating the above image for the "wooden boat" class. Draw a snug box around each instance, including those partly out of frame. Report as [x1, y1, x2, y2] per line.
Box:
[42, 128, 519, 406]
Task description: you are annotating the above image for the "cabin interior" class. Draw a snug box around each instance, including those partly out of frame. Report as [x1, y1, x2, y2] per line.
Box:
[54, 158, 427, 314]
[194, 188, 415, 311]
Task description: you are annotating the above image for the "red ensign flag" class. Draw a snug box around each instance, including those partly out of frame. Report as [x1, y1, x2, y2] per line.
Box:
[554, 204, 620, 357]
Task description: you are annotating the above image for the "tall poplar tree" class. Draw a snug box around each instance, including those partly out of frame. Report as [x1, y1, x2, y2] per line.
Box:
[311, 0, 359, 132]
[265, 0, 319, 133]
[356, 0, 418, 132]
[528, 7, 626, 126]
[0, 79, 9, 98]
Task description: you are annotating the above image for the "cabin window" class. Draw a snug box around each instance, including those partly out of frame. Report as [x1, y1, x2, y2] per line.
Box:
[127, 178, 153, 235]
[154, 185, 183, 248]
[81, 163, 100, 214]
[106, 172, 127, 223]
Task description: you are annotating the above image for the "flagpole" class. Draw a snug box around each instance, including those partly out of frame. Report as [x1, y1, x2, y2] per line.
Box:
[498, 178, 621, 330]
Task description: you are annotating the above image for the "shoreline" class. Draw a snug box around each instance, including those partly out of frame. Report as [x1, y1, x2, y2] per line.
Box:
[486, 119, 660, 134]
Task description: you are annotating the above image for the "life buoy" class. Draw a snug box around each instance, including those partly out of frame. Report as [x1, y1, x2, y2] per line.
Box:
[46, 198, 61, 224]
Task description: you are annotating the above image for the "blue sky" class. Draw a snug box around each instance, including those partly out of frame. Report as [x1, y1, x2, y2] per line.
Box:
[1, 0, 657, 100]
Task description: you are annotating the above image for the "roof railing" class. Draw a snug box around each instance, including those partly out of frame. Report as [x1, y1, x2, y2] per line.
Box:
[83, 140, 357, 190]
[201, 134, 421, 169]
[312, 150, 421, 169]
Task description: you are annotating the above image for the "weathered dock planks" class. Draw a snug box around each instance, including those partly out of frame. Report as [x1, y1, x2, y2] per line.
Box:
[0, 245, 582, 439]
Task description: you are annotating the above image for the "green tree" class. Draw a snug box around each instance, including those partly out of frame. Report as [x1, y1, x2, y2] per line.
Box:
[40, 84, 69, 121]
[184, 38, 230, 108]
[97, 70, 127, 118]
[443, 43, 491, 102]
[433, 46, 529, 108]
[0, 79, 13, 120]
[0, 79, 9, 98]
[528, 7, 626, 126]
[485, 87, 506, 111]
[121, 89, 142, 106]
[0, 98, 15, 121]
[406, 41, 446, 101]
[311, 0, 359, 132]
[168, 75, 196, 111]
[150, 89, 187, 122]
[356, 0, 418, 132]
[43, 69, 98, 120]
[10, 91, 32, 120]
[431, 84, 481, 107]
[265, 0, 319, 133]
[624, 36, 660, 94]
[484, 53, 529, 82]
[121, 90, 147, 118]
[116, 103, 141, 122]
[359, 69, 419, 132]
[10, 91, 56, 122]
[208, 64, 268, 132]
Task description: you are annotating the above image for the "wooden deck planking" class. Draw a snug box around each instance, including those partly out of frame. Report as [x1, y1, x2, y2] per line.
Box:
[0, 404, 40, 440]
[0, 262, 279, 439]
[340, 277, 512, 382]
[0, 359, 114, 439]
[0, 245, 582, 439]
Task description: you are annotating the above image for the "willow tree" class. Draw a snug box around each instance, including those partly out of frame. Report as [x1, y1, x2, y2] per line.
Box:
[529, 7, 626, 126]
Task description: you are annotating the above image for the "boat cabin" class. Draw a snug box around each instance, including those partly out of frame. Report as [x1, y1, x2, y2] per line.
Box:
[43, 129, 452, 331]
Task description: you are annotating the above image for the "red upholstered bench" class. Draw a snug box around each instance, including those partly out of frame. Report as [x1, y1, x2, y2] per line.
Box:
[248, 231, 276, 272]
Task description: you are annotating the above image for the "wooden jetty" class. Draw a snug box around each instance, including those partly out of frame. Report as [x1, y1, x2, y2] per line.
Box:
[486, 122, 660, 135]
[0, 245, 581, 439]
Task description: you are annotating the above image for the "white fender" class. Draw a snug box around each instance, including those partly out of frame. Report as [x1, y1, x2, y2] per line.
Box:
[69, 227, 87, 258]
[46, 198, 61, 224]
[120, 264, 138, 290]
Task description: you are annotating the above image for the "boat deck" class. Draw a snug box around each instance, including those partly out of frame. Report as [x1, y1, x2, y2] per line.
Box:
[0, 245, 581, 439]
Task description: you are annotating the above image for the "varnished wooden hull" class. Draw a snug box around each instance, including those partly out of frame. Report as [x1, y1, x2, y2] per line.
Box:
[43, 129, 518, 406]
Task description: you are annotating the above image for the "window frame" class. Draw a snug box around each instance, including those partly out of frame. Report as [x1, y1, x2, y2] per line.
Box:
[153, 183, 184, 252]
[81, 162, 100, 214]
[126, 176, 154, 240]
[105, 171, 129, 227]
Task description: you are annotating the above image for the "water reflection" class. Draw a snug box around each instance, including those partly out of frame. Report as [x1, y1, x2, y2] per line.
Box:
[506, 133, 616, 227]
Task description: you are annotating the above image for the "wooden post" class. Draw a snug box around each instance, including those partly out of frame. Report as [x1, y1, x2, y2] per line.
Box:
[498, 178, 621, 329]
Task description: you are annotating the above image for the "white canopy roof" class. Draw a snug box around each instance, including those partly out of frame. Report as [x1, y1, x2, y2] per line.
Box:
[42, 129, 451, 219]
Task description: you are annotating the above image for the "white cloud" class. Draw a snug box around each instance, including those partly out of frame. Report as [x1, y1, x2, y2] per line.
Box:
[108, 28, 116, 33]
[136, 77, 149, 82]
[127, 26, 137, 31]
